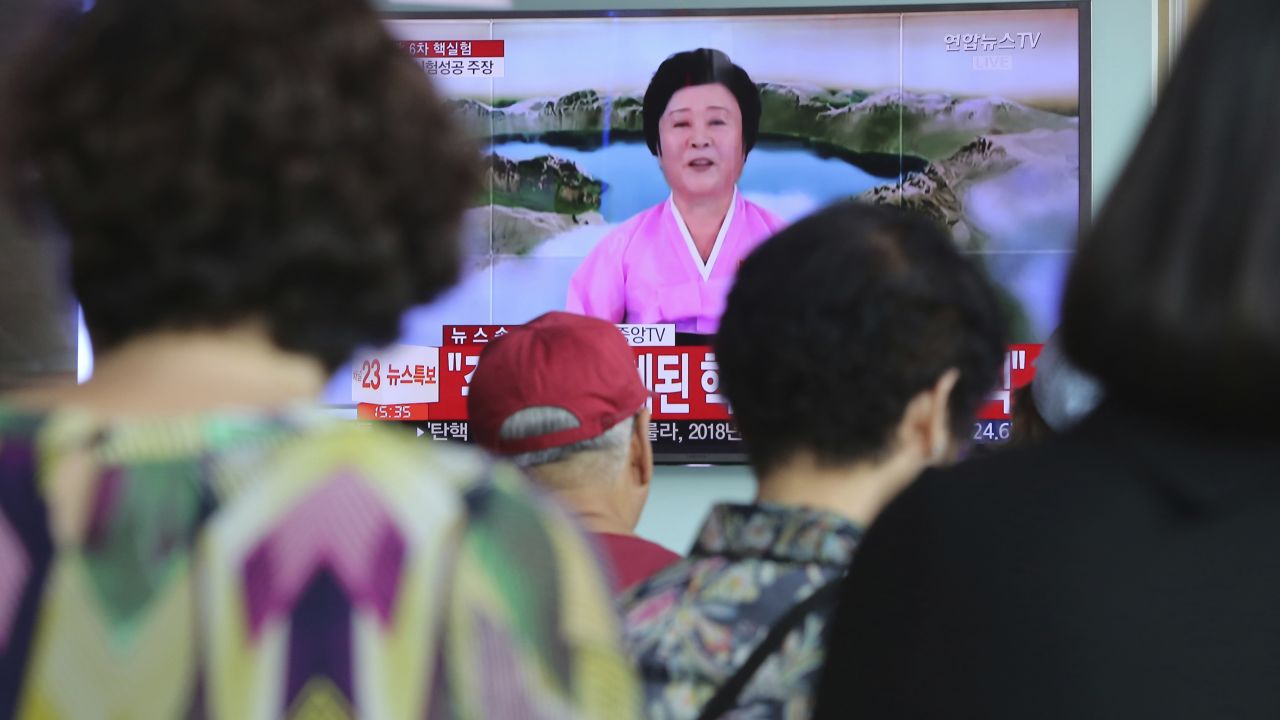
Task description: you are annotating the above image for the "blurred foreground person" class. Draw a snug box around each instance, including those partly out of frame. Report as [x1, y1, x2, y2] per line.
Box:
[621, 201, 1005, 719]
[1010, 331, 1103, 445]
[467, 311, 680, 592]
[814, 2, 1280, 717]
[0, 1, 637, 717]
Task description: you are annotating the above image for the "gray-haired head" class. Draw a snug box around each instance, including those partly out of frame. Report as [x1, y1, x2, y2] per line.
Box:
[499, 406, 635, 488]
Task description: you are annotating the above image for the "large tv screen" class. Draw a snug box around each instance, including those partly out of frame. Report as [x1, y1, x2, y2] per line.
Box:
[342, 2, 1088, 461]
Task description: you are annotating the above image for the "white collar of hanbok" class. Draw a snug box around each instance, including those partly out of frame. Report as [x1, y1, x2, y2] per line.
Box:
[668, 187, 738, 282]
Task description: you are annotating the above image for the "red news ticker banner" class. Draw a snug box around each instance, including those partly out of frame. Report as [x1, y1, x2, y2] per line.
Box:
[399, 40, 505, 58]
[356, 327, 1043, 425]
[357, 328, 726, 422]
[400, 40, 506, 79]
[976, 343, 1042, 420]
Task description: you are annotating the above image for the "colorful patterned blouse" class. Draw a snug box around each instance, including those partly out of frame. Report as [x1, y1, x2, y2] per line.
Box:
[620, 503, 861, 720]
[0, 404, 639, 719]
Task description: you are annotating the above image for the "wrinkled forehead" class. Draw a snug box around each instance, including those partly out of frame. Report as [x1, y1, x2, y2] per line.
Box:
[662, 83, 741, 118]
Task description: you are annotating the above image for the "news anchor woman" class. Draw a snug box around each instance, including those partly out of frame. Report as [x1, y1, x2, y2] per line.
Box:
[566, 48, 785, 337]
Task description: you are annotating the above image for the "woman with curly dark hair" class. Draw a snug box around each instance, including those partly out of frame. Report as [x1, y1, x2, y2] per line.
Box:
[0, 1, 638, 717]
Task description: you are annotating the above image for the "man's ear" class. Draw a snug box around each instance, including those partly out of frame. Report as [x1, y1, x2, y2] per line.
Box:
[630, 407, 654, 489]
[898, 368, 961, 464]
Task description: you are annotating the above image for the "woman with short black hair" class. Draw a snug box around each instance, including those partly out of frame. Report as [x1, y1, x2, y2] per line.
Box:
[621, 199, 1006, 719]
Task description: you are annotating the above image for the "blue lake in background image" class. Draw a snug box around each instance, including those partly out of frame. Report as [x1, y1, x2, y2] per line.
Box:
[491, 139, 888, 222]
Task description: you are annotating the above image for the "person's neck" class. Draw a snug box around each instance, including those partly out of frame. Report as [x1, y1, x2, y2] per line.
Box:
[6, 326, 327, 418]
[672, 190, 734, 260]
[553, 485, 636, 537]
[754, 449, 925, 528]
[572, 508, 635, 537]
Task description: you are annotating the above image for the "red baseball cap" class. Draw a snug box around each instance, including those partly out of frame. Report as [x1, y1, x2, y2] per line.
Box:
[467, 311, 649, 455]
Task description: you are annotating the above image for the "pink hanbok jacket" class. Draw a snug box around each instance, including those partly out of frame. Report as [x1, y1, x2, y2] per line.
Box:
[566, 190, 785, 335]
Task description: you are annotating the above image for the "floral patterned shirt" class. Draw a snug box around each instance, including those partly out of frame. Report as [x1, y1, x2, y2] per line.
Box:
[0, 404, 639, 720]
[620, 502, 861, 719]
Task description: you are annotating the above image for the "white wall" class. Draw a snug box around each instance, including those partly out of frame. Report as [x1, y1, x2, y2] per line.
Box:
[637, 465, 756, 553]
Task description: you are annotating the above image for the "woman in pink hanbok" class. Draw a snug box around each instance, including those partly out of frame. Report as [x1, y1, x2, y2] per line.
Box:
[566, 49, 784, 337]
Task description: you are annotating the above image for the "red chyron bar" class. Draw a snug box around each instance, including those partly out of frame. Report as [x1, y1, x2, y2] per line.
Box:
[976, 343, 1043, 420]
[359, 345, 730, 422]
[359, 342, 1045, 424]
[638, 348, 732, 420]
[399, 40, 505, 58]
